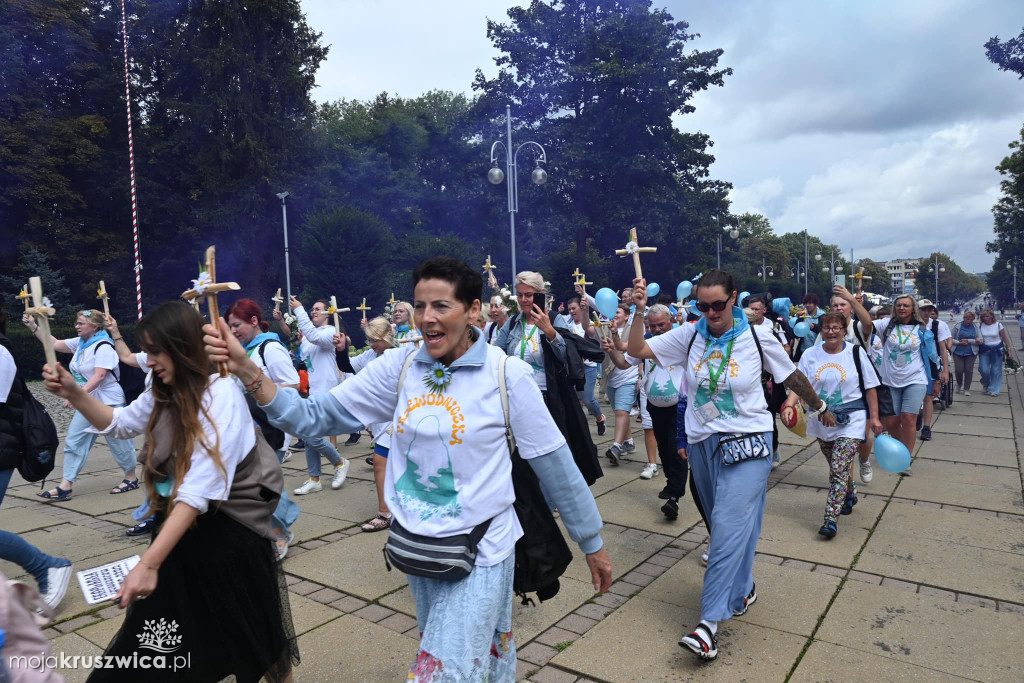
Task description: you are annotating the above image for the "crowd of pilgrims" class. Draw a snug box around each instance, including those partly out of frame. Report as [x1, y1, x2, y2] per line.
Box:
[1, 253, 1002, 680]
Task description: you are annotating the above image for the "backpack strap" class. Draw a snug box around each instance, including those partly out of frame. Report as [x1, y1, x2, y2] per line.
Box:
[497, 354, 516, 454]
[851, 343, 866, 396]
[92, 340, 120, 381]
[749, 324, 766, 376]
[397, 349, 417, 393]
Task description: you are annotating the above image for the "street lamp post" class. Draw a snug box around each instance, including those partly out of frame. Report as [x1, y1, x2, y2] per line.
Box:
[803, 230, 810, 296]
[791, 258, 804, 284]
[716, 216, 739, 269]
[488, 104, 548, 279]
[816, 248, 843, 286]
[927, 255, 945, 305]
[1006, 258, 1021, 307]
[758, 256, 774, 282]
[276, 191, 292, 301]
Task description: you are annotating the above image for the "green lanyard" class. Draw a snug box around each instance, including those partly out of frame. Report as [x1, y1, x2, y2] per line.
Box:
[706, 338, 735, 395]
[894, 325, 910, 346]
[520, 319, 537, 360]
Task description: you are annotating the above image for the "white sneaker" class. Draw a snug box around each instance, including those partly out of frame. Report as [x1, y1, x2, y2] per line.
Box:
[640, 463, 659, 479]
[700, 548, 709, 567]
[42, 564, 73, 610]
[331, 459, 350, 490]
[622, 440, 636, 455]
[629, 407, 640, 417]
[294, 478, 322, 495]
[964, 390, 971, 396]
[860, 459, 873, 484]
[281, 451, 292, 464]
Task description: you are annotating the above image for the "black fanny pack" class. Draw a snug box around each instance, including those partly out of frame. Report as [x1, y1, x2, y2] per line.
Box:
[383, 517, 493, 581]
[715, 432, 771, 465]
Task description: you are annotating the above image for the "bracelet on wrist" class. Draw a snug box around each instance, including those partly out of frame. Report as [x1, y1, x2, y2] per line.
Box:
[243, 373, 265, 395]
[112, 336, 123, 342]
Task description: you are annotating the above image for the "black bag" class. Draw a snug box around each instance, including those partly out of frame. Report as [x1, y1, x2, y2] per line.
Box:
[383, 517, 492, 581]
[93, 341, 148, 405]
[245, 393, 285, 451]
[0, 335, 58, 482]
[852, 341, 895, 418]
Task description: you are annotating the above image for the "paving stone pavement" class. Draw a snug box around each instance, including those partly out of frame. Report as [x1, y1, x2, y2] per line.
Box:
[5, 376, 1024, 682]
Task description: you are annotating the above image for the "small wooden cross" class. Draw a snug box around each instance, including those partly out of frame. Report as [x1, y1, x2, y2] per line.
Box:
[591, 315, 611, 339]
[852, 267, 872, 294]
[96, 281, 110, 318]
[483, 255, 496, 277]
[180, 246, 240, 377]
[576, 274, 593, 300]
[388, 293, 397, 305]
[614, 228, 657, 280]
[272, 288, 284, 313]
[328, 296, 351, 331]
[356, 297, 371, 321]
[26, 277, 58, 368]
[16, 284, 30, 312]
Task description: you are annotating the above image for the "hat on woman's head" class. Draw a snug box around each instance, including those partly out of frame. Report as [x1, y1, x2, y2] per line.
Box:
[917, 299, 936, 310]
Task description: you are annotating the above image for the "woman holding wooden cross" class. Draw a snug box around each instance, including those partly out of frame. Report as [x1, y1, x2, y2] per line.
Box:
[23, 308, 139, 500]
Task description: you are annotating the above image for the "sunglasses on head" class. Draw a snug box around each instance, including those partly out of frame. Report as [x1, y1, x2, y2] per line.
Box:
[696, 300, 731, 313]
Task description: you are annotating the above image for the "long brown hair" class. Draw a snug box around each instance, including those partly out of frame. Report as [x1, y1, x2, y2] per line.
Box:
[136, 301, 227, 513]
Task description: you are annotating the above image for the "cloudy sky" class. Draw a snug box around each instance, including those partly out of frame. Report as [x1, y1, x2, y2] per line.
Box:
[301, 0, 1024, 273]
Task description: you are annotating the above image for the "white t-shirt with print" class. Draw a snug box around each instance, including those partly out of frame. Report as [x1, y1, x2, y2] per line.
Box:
[64, 337, 124, 406]
[873, 318, 927, 388]
[625, 352, 685, 408]
[980, 322, 1004, 347]
[646, 323, 796, 442]
[798, 343, 879, 441]
[606, 328, 639, 389]
[333, 341, 566, 566]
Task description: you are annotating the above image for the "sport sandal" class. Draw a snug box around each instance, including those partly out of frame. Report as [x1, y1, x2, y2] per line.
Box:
[680, 622, 718, 660]
[110, 479, 140, 494]
[37, 487, 72, 502]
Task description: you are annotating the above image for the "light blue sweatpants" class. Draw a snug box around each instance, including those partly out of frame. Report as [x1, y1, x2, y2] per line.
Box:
[62, 408, 137, 483]
[688, 432, 773, 622]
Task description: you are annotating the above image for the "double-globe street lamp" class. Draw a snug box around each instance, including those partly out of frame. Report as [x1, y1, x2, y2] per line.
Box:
[716, 216, 739, 270]
[816, 248, 843, 286]
[928, 255, 945, 305]
[1006, 257, 1021, 307]
[488, 105, 548, 279]
[758, 256, 774, 281]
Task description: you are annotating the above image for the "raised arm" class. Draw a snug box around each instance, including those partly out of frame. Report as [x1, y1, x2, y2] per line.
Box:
[23, 314, 70, 354]
[105, 315, 142, 367]
[625, 277, 657, 359]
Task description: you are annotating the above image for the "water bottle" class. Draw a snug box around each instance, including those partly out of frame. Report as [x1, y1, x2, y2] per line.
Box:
[0, 629, 11, 683]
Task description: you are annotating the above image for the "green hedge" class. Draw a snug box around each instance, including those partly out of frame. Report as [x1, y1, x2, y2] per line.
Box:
[4, 321, 138, 374]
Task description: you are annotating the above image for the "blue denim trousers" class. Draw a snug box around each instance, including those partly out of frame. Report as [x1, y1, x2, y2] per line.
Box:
[979, 348, 1004, 395]
[62, 407, 137, 482]
[272, 449, 300, 532]
[304, 436, 342, 477]
[577, 364, 603, 419]
[0, 469, 69, 591]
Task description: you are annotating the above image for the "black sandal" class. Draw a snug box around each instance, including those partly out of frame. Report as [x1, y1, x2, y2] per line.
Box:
[110, 479, 140, 494]
[37, 487, 73, 502]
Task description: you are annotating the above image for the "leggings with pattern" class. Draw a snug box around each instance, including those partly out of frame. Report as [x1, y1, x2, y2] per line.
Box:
[818, 437, 860, 521]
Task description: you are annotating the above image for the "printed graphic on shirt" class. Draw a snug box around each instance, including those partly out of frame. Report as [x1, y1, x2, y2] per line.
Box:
[692, 349, 739, 418]
[813, 362, 847, 406]
[392, 390, 467, 520]
[886, 326, 919, 368]
[646, 361, 679, 402]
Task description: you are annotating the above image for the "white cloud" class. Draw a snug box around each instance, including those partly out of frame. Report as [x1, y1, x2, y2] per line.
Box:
[729, 177, 784, 216]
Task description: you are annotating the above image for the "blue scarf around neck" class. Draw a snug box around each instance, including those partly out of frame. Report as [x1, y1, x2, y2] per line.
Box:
[695, 306, 749, 349]
[78, 329, 112, 352]
[245, 331, 282, 352]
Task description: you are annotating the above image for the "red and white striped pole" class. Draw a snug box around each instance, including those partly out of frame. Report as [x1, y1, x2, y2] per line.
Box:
[120, 0, 143, 320]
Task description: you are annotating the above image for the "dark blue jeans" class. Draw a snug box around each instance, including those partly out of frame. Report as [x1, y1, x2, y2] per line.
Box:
[0, 469, 69, 591]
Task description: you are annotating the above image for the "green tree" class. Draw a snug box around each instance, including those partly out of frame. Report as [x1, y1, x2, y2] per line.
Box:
[913, 253, 983, 306]
[0, 248, 73, 316]
[472, 0, 733, 284]
[853, 258, 892, 297]
[985, 27, 1024, 79]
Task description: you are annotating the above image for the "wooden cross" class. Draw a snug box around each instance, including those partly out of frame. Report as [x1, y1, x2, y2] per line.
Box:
[388, 293, 397, 305]
[16, 284, 30, 312]
[328, 296, 351, 331]
[356, 297, 371, 321]
[576, 274, 593, 300]
[614, 228, 657, 280]
[96, 281, 110, 318]
[483, 255, 496, 278]
[272, 288, 284, 313]
[852, 267, 872, 294]
[180, 246, 240, 377]
[398, 333, 423, 345]
[26, 277, 58, 368]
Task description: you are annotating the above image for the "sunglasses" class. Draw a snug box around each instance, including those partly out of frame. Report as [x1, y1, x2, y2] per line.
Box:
[696, 300, 731, 313]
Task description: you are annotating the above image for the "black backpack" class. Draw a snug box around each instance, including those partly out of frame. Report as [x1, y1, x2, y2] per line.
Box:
[93, 341, 148, 405]
[247, 339, 290, 450]
[0, 335, 58, 482]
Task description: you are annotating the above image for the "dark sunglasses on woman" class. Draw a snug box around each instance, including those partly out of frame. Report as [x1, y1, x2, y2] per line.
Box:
[696, 300, 731, 313]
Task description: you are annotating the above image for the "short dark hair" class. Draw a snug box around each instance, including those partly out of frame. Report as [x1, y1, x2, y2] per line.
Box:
[567, 296, 582, 308]
[820, 311, 846, 330]
[412, 256, 483, 309]
[696, 269, 735, 298]
[803, 293, 819, 306]
[747, 295, 767, 307]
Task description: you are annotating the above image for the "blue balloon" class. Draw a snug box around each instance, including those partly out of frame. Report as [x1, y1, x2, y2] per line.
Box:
[874, 434, 911, 474]
[676, 281, 693, 299]
[794, 321, 810, 337]
[594, 288, 620, 319]
[773, 297, 792, 317]
[789, 316, 798, 329]
[739, 291, 751, 307]
[646, 282, 661, 298]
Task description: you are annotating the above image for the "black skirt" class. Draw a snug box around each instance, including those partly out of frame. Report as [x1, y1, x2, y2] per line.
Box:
[87, 509, 298, 683]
